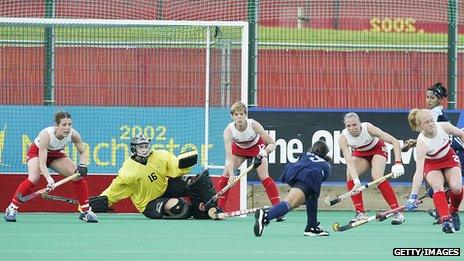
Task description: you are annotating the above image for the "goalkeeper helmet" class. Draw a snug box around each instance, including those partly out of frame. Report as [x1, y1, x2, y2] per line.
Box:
[130, 135, 151, 157]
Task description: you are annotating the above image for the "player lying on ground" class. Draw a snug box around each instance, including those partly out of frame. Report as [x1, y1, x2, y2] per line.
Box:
[254, 140, 332, 237]
[405, 109, 463, 233]
[89, 135, 217, 219]
[4, 112, 97, 223]
[338, 112, 405, 224]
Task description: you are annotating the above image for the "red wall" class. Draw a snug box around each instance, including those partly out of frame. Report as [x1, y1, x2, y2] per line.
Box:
[0, 47, 243, 106]
[257, 49, 458, 109]
[1, 47, 461, 109]
[0, 174, 240, 213]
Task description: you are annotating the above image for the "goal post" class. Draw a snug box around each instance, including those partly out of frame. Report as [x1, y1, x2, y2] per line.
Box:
[0, 17, 249, 212]
[202, 23, 249, 212]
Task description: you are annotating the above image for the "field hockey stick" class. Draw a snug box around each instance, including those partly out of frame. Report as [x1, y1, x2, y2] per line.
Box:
[17, 172, 80, 202]
[208, 206, 270, 220]
[42, 193, 79, 205]
[375, 195, 426, 221]
[324, 173, 393, 206]
[199, 160, 256, 211]
[333, 195, 426, 232]
[333, 214, 376, 232]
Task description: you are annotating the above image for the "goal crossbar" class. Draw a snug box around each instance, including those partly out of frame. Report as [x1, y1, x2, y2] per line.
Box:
[0, 17, 248, 28]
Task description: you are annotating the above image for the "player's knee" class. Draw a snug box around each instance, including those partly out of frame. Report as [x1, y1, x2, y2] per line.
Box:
[447, 185, 461, 195]
[64, 166, 77, 176]
[143, 197, 191, 219]
[27, 176, 40, 185]
[164, 198, 191, 219]
[143, 198, 169, 219]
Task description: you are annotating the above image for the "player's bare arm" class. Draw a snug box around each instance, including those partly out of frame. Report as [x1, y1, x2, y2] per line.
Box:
[252, 120, 276, 154]
[72, 130, 89, 166]
[440, 122, 464, 141]
[367, 123, 402, 162]
[71, 130, 89, 178]
[410, 140, 426, 195]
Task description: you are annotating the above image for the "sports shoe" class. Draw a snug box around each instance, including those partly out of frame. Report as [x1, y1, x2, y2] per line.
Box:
[451, 212, 460, 231]
[350, 212, 368, 223]
[391, 212, 405, 225]
[428, 209, 440, 225]
[79, 209, 98, 223]
[304, 223, 329, 237]
[253, 208, 269, 237]
[442, 219, 456, 234]
[4, 207, 17, 222]
[276, 216, 286, 222]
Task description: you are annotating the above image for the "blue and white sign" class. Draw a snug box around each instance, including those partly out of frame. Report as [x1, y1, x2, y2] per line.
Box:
[0, 106, 230, 174]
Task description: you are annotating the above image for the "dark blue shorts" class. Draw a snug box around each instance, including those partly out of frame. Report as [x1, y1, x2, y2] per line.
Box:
[281, 169, 325, 197]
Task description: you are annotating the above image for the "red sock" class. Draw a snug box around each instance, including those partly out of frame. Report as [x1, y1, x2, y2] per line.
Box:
[217, 176, 229, 209]
[433, 191, 451, 222]
[12, 179, 37, 206]
[74, 179, 89, 212]
[377, 180, 399, 209]
[449, 188, 463, 214]
[346, 180, 364, 213]
[261, 177, 280, 205]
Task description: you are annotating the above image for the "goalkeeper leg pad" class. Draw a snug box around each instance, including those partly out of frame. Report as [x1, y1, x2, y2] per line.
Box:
[163, 198, 191, 219]
[143, 197, 191, 219]
[186, 169, 217, 219]
[143, 197, 169, 219]
[89, 195, 111, 213]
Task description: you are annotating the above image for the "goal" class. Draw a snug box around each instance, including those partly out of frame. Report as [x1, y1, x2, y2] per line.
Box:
[0, 17, 249, 212]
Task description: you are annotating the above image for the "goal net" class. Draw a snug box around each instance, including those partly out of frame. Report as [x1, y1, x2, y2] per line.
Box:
[0, 1, 462, 110]
[0, 17, 248, 212]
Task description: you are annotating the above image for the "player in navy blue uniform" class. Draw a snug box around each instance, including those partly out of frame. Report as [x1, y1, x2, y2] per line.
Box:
[403, 82, 464, 166]
[425, 83, 464, 171]
[254, 140, 331, 237]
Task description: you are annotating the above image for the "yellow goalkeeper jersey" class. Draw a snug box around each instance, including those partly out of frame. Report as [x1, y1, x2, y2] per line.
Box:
[101, 150, 191, 212]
